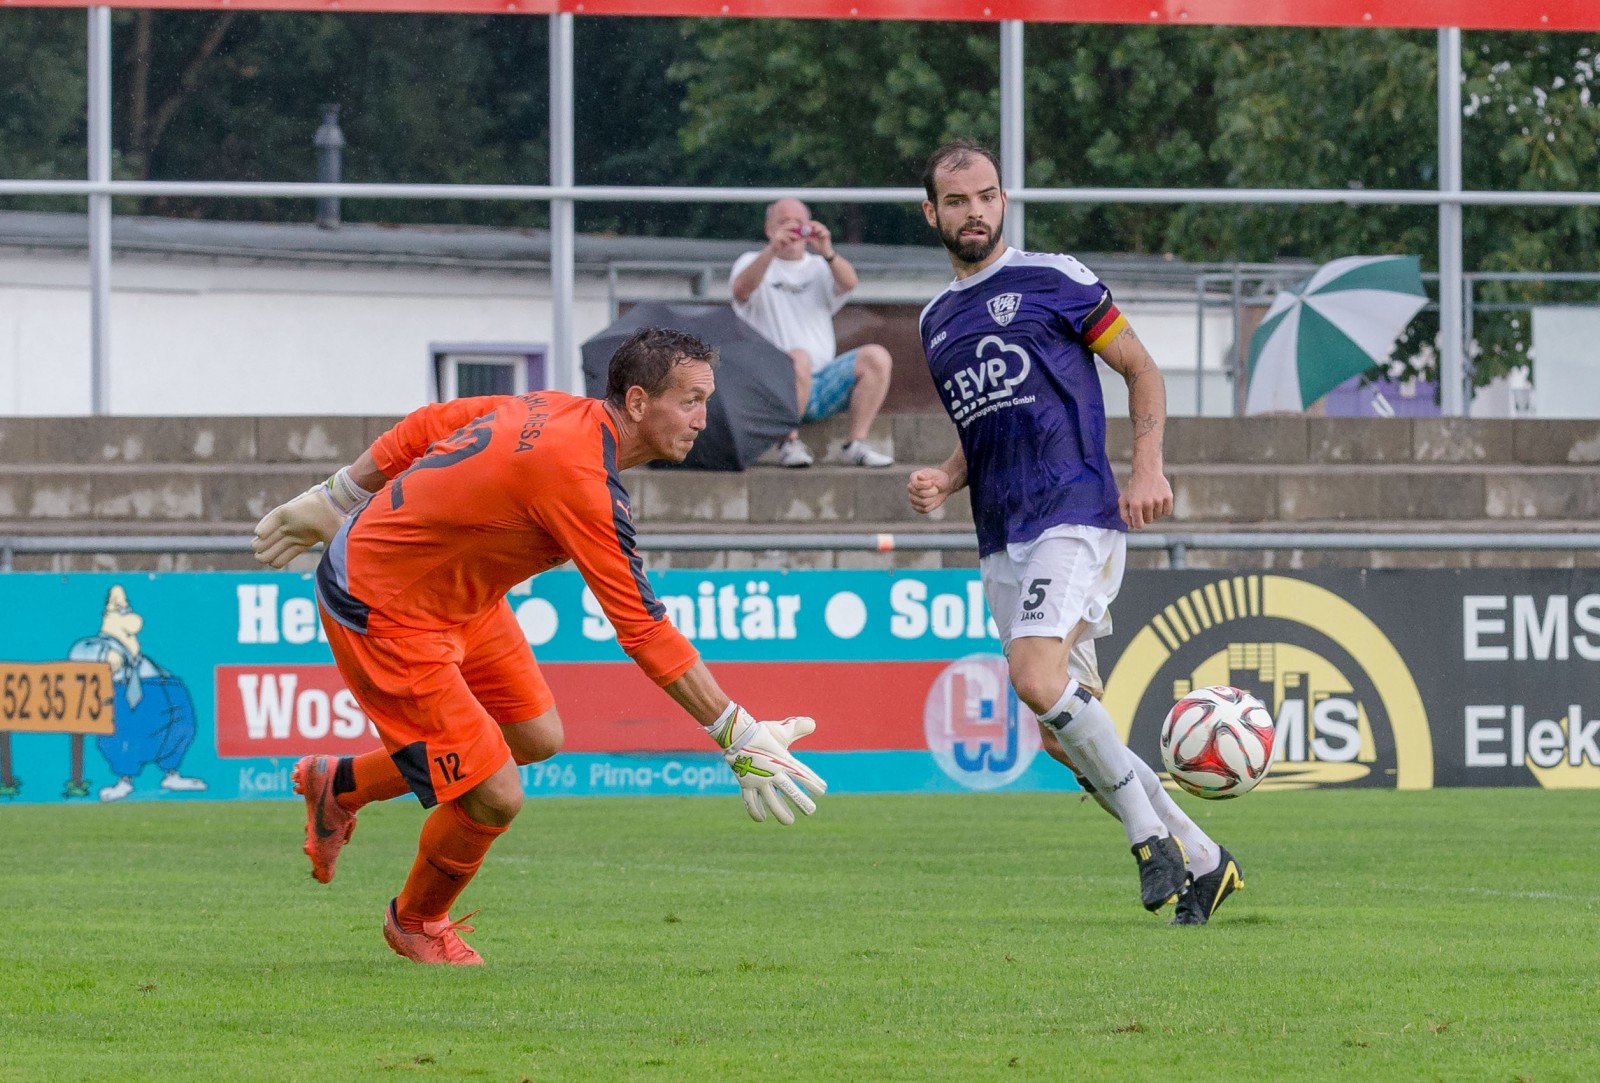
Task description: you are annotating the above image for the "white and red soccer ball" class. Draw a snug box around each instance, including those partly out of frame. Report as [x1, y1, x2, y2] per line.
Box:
[1159, 685, 1277, 799]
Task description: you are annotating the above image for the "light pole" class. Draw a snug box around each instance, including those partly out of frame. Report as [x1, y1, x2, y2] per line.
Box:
[314, 104, 345, 230]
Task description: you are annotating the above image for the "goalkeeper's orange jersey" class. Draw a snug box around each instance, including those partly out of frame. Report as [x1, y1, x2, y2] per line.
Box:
[314, 390, 699, 687]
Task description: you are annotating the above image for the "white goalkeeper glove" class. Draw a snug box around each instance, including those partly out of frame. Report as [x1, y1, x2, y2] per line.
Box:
[251, 466, 376, 569]
[707, 704, 827, 825]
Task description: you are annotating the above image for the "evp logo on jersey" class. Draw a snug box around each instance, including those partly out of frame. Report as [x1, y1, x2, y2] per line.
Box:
[941, 335, 1035, 426]
[986, 292, 1022, 326]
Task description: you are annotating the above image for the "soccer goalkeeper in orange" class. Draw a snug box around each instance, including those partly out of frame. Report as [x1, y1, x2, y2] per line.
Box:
[251, 327, 826, 966]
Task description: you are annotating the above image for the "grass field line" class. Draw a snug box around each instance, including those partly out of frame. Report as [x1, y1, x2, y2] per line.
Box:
[493, 853, 743, 877]
[1366, 879, 1600, 907]
[1453, 885, 1600, 905]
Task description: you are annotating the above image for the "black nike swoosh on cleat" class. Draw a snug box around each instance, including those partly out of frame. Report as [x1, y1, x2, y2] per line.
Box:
[311, 764, 338, 840]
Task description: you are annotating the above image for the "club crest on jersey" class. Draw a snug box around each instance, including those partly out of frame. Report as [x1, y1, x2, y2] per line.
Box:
[986, 292, 1022, 327]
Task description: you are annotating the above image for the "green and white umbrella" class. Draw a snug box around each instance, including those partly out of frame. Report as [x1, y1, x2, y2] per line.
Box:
[1244, 255, 1428, 415]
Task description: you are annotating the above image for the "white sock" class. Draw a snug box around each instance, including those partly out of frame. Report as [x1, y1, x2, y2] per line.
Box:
[1047, 695, 1164, 845]
[1127, 755, 1220, 876]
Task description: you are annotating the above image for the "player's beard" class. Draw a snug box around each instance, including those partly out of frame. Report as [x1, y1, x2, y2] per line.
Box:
[939, 214, 1003, 264]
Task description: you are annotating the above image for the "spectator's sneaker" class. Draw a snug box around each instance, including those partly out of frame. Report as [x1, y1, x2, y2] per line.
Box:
[1169, 847, 1243, 926]
[383, 899, 484, 966]
[292, 755, 356, 884]
[838, 440, 894, 467]
[1131, 833, 1189, 913]
[778, 437, 814, 468]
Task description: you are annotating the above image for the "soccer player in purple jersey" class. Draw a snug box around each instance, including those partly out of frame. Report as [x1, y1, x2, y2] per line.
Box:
[907, 140, 1241, 925]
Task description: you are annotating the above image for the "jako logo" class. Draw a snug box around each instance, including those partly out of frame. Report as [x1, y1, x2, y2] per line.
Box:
[923, 653, 1039, 790]
[1102, 575, 1432, 791]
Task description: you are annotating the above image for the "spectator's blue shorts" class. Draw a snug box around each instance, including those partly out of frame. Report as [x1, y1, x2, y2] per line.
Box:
[802, 348, 860, 422]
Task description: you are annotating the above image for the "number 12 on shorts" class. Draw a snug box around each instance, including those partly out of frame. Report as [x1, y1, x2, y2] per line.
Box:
[433, 751, 465, 783]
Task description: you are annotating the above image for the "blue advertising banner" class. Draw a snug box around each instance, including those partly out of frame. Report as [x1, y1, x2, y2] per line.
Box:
[0, 570, 1070, 805]
[2, 567, 1595, 806]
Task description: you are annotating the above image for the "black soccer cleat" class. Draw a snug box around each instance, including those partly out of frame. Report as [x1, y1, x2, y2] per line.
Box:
[1169, 847, 1244, 926]
[1131, 833, 1188, 913]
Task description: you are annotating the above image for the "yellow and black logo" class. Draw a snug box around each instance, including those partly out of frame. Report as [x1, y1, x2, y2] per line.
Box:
[1103, 575, 1433, 791]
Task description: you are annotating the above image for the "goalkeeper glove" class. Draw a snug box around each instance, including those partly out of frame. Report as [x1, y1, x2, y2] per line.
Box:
[707, 704, 827, 825]
[251, 466, 376, 569]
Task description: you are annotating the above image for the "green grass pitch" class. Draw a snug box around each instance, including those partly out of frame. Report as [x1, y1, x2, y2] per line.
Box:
[3, 788, 1596, 1081]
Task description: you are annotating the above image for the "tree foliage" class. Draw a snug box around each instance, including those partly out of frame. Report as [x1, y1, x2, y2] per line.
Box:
[0, 10, 87, 194]
[1, 12, 1596, 379]
[119, 12, 551, 224]
[674, 18, 997, 243]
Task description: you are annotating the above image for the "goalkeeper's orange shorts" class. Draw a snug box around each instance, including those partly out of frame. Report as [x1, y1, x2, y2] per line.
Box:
[321, 598, 554, 807]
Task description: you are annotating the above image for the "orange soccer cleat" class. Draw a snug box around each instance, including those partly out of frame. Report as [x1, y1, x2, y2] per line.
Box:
[292, 755, 357, 884]
[382, 899, 484, 966]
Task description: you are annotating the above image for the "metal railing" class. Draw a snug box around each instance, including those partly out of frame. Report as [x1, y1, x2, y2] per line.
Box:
[4, 530, 1596, 572]
[10, 180, 1600, 208]
[4, 20, 1590, 416]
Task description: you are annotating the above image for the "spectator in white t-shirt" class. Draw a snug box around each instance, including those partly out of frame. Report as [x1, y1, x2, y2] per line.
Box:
[729, 198, 895, 468]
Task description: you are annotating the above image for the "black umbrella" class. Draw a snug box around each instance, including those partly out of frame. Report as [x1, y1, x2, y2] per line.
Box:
[581, 301, 800, 472]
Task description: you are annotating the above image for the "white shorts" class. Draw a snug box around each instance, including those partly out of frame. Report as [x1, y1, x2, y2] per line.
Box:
[980, 523, 1127, 692]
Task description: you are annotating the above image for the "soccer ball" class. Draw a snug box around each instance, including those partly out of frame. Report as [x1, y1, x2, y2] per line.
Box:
[1159, 685, 1277, 799]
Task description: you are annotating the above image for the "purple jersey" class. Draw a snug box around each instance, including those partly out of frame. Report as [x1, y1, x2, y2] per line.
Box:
[919, 247, 1128, 556]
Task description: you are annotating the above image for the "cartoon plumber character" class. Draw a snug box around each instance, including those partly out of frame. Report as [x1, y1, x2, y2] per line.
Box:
[68, 585, 207, 802]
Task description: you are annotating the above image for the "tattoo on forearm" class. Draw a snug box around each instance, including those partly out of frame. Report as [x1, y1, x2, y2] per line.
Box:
[1131, 411, 1159, 439]
[1100, 326, 1148, 376]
